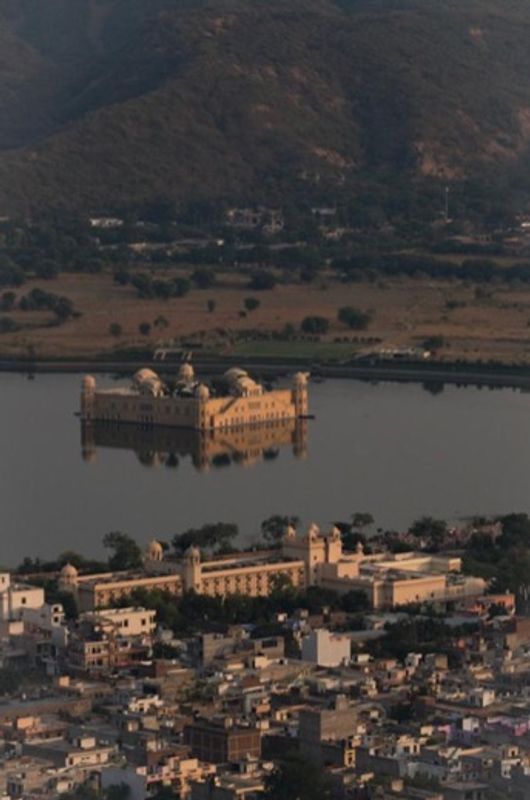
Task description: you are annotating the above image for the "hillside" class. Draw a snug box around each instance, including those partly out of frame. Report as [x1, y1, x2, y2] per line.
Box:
[1, 0, 530, 215]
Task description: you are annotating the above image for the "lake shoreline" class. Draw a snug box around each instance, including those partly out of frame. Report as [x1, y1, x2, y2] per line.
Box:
[1, 356, 530, 388]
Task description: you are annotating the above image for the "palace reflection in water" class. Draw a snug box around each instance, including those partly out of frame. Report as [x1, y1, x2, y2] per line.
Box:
[80, 418, 308, 472]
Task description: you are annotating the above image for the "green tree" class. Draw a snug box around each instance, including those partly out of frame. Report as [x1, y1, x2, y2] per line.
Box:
[172, 523, 239, 555]
[269, 572, 295, 597]
[53, 297, 76, 322]
[264, 754, 332, 800]
[154, 315, 169, 329]
[249, 270, 276, 290]
[106, 785, 131, 800]
[351, 512, 374, 529]
[423, 335, 445, 351]
[244, 296, 260, 312]
[341, 589, 370, 612]
[497, 513, 530, 548]
[192, 268, 216, 289]
[0, 291, 16, 310]
[113, 270, 131, 286]
[103, 532, 143, 571]
[338, 305, 371, 330]
[35, 259, 59, 280]
[150, 787, 176, 800]
[301, 315, 329, 334]
[0, 317, 19, 334]
[261, 515, 299, 544]
[172, 277, 190, 297]
[410, 516, 448, 546]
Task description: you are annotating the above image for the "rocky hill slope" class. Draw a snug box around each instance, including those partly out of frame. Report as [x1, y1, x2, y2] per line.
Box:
[0, 0, 530, 215]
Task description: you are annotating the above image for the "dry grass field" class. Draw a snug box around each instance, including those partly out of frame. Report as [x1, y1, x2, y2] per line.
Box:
[1, 270, 530, 363]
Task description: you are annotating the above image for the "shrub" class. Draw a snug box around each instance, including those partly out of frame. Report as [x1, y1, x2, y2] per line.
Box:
[301, 315, 329, 334]
[192, 268, 216, 289]
[0, 291, 16, 311]
[244, 297, 260, 312]
[423, 335, 445, 351]
[0, 317, 19, 334]
[249, 270, 276, 290]
[113, 270, 131, 286]
[338, 306, 371, 330]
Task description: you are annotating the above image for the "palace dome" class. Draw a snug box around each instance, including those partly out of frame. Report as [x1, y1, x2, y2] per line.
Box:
[232, 375, 260, 396]
[196, 383, 210, 401]
[184, 545, 201, 561]
[140, 376, 163, 396]
[133, 368, 159, 386]
[178, 363, 195, 382]
[146, 539, 163, 559]
[224, 367, 248, 384]
[284, 525, 297, 539]
[307, 522, 320, 540]
[293, 371, 309, 385]
[60, 563, 78, 578]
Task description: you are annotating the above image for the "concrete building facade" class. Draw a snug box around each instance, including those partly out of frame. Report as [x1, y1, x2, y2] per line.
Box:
[301, 629, 351, 667]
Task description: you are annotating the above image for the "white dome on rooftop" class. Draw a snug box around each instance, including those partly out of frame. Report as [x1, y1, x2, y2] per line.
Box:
[224, 367, 248, 383]
[178, 363, 195, 381]
[133, 368, 159, 385]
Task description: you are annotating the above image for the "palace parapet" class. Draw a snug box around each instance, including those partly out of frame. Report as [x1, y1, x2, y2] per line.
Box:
[81, 365, 309, 431]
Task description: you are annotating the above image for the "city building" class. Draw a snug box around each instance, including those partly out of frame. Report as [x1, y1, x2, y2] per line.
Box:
[67, 607, 156, 674]
[80, 365, 309, 431]
[183, 717, 261, 764]
[301, 629, 351, 667]
[0, 574, 45, 622]
[101, 752, 215, 800]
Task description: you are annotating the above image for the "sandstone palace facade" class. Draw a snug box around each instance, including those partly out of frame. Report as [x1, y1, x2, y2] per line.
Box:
[80, 365, 309, 431]
[59, 525, 486, 613]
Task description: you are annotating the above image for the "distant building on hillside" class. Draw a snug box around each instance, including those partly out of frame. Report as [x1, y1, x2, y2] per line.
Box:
[225, 207, 283, 233]
[88, 216, 123, 229]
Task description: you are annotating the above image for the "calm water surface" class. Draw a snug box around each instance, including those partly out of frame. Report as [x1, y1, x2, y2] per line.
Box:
[1, 373, 529, 566]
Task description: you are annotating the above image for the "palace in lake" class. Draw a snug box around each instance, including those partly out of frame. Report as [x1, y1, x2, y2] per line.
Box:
[80, 365, 309, 431]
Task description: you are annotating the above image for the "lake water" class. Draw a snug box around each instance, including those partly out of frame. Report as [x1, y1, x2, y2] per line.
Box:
[1, 372, 529, 566]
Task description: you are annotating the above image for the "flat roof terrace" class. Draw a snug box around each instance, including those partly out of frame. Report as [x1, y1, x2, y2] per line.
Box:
[201, 555, 303, 574]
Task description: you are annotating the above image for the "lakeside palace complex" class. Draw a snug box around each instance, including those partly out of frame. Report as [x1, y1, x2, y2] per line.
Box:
[80, 365, 309, 431]
[58, 525, 486, 613]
